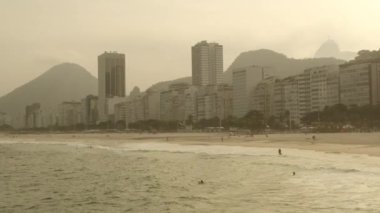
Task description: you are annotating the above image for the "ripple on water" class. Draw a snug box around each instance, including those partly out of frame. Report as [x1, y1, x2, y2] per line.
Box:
[1, 142, 380, 212]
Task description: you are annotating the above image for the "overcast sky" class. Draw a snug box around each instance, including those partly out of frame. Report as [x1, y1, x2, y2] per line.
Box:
[1, 0, 380, 97]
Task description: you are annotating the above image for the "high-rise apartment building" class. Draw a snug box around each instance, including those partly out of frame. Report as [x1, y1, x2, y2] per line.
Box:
[307, 65, 339, 112]
[232, 66, 275, 118]
[98, 52, 126, 122]
[340, 60, 380, 107]
[251, 76, 278, 119]
[281, 76, 300, 124]
[191, 41, 223, 86]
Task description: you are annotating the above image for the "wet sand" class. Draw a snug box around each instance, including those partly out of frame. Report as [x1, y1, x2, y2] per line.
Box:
[1, 132, 380, 157]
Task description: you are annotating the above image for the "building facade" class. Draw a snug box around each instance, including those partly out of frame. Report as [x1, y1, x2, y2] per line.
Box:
[340, 61, 380, 107]
[0, 112, 11, 127]
[98, 51, 126, 122]
[251, 76, 278, 119]
[195, 84, 233, 121]
[160, 83, 189, 121]
[114, 102, 127, 123]
[58, 102, 82, 127]
[25, 103, 42, 129]
[250, 65, 340, 125]
[81, 95, 98, 127]
[308, 65, 339, 112]
[232, 66, 274, 118]
[191, 41, 223, 86]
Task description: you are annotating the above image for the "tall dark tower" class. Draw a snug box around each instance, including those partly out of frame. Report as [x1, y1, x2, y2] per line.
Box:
[98, 51, 125, 122]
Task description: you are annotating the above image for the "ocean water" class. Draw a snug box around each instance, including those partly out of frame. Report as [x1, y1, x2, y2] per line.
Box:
[1, 139, 380, 212]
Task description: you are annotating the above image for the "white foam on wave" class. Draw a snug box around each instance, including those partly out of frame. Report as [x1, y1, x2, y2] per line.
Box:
[2, 138, 380, 174]
[118, 141, 380, 173]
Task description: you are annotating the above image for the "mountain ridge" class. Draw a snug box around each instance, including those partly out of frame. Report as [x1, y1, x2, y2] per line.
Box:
[0, 63, 98, 118]
[149, 49, 345, 91]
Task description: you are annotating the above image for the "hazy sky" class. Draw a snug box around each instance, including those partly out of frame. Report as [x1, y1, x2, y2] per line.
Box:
[1, 0, 380, 97]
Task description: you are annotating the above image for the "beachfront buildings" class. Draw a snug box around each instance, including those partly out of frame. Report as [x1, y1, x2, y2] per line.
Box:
[81, 95, 98, 127]
[308, 65, 340, 112]
[279, 76, 300, 123]
[142, 89, 161, 121]
[0, 112, 12, 127]
[57, 102, 82, 127]
[98, 52, 126, 122]
[114, 101, 127, 123]
[192, 41, 223, 86]
[195, 84, 233, 122]
[107, 96, 127, 123]
[250, 65, 340, 124]
[339, 55, 380, 107]
[160, 83, 189, 121]
[118, 88, 161, 125]
[124, 95, 144, 125]
[232, 66, 275, 118]
[251, 76, 278, 119]
[25, 103, 42, 129]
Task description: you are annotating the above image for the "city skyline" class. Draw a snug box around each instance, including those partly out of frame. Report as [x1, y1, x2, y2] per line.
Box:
[2, 2, 380, 212]
[2, 0, 380, 97]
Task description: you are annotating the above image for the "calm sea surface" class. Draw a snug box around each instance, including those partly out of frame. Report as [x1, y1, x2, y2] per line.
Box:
[1, 139, 380, 212]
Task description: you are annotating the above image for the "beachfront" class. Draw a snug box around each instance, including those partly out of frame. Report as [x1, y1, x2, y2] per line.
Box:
[1, 132, 380, 157]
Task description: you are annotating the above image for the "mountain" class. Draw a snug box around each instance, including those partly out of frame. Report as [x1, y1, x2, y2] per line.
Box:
[149, 77, 192, 92]
[149, 49, 346, 91]
[223, 49, 346, 83]
[314, 39, 356, 61]
[0, 63, 97, 117]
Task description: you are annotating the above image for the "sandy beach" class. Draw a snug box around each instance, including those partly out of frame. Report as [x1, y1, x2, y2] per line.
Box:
[1, 131, 380, 157]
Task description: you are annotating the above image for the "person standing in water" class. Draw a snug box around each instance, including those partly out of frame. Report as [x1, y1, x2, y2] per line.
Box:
[278, 148, 282, 155]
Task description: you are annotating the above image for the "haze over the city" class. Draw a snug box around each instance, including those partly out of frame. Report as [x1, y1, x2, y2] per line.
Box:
[1, 0, 380, 97]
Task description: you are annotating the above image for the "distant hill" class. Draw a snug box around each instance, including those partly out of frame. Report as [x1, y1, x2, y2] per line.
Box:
[149, 77, 192, 92]
[149, 49, 346, 90]
[223, 49, 345, 84]
[314, 39, 356, 61]
[0, 63, 97, 117]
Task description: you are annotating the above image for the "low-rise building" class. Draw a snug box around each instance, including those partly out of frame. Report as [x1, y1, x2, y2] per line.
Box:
[0, 112, 11, 127]
[58, 102, 82, 127]
[195, 84, 233, 121]
[106, 96, 127, 122]
[25, 103, 42, 129]
[160, 83, 189, 121]
[232, 66, 275, 118]
[251, 76, 278, 119]
[81, 95, 98, 127]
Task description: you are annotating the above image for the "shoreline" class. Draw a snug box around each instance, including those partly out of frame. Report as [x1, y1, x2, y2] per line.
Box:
[1, 132, 380, 157]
